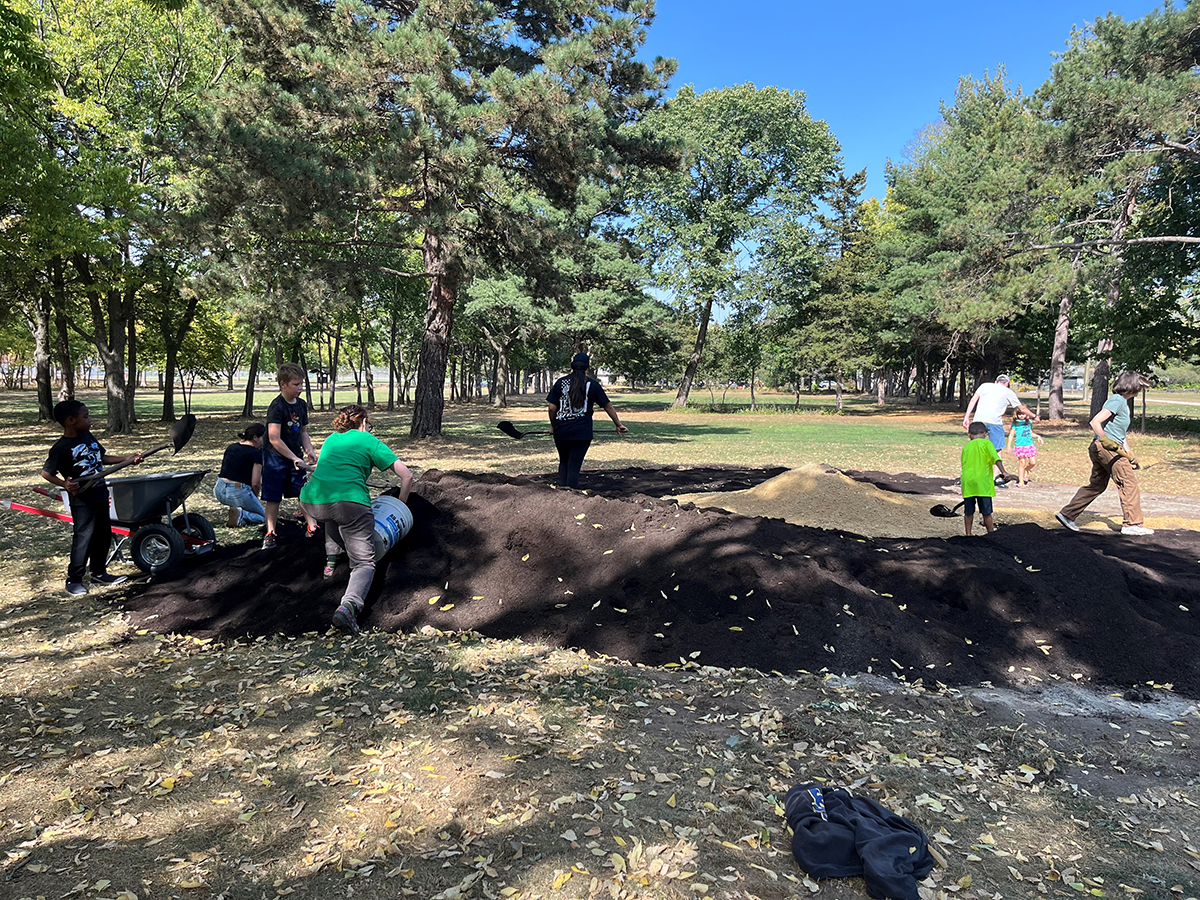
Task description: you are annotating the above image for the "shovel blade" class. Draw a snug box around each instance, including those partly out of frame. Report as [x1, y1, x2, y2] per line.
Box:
[497, 421, 525, 439]
[929, 504, 959, 518]
[169, 414, 197, 453]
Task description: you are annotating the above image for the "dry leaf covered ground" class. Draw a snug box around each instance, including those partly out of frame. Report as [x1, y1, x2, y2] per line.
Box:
[2, 391, 1199, 899]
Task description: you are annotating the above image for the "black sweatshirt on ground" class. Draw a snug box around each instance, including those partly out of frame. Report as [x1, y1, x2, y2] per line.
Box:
[785, 783, 935, 900]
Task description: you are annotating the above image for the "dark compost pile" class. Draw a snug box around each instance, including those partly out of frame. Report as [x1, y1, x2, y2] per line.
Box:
[121, 467, 1200, 698]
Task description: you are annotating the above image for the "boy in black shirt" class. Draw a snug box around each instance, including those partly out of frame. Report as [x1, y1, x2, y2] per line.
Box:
[41, 400, 142, 595]
[261, 363, 319, 549]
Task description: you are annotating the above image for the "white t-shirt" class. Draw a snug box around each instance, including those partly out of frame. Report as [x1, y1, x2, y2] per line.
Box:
[970, 382, 1021, 425]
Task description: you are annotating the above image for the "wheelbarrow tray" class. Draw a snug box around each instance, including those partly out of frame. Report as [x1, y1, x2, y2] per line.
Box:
[107, 470, 208, 524]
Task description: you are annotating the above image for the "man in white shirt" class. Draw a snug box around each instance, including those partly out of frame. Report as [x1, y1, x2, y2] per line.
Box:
[963, 375, 1038, 486]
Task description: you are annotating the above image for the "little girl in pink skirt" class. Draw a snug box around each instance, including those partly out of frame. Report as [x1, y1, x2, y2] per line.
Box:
[1006, 415, 1044, 485]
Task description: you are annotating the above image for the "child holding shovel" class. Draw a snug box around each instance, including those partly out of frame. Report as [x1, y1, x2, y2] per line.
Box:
[961, 421, 1018, 535]
[41, 400, 143, 595]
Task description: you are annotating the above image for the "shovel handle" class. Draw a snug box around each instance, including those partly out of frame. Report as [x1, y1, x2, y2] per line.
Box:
[76, 440, 171, 491]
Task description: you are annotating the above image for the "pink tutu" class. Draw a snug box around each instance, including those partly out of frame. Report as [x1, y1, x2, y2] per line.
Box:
[1013, 445, 1037, 459]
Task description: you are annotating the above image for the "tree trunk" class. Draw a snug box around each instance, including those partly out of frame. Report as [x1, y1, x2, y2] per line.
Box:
[411, 232, 460, 437]
[362, 333, 376, 409]
[1048, 292, 1073, 420]
[300, 348, 314, 409]
[242, 318, 265, 418]
[387, 310, 398, 411]
[329, 322, 342, 409]
[876, 368, 886, 406]
[1090, 187, 1138, 416]
[673, 291, 716, 409]
[51, 259, 75, 402]
[28, 284, 53, 420]
[125, 297, 138, 427]
[73, 252, 130, 434]
[162, 344, 180, 421]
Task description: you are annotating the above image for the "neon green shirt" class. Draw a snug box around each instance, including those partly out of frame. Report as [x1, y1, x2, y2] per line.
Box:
[300, 430, 398, 507]
[961, 437, 999, 499]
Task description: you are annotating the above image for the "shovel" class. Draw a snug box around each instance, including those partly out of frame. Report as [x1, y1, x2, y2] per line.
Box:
[929, 500, 967, 518]
[77, 414, 197, 490]
[497, 421, 620, 440]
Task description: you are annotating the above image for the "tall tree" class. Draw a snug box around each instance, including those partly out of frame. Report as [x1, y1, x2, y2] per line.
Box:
[1032, 2, 1200, 412]
[630, 83, 839, 408]
[194, 0, 674, 437]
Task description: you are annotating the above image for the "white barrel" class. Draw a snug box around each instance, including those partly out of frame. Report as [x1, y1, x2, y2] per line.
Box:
[371, 495, 413, 561]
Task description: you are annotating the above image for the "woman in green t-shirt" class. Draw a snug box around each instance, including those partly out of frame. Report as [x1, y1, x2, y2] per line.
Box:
[300, 405, 413, 634]
[1055, 372, 1152, 536]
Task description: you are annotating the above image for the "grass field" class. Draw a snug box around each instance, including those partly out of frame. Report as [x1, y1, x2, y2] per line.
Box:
[1, 386, 1198, 900]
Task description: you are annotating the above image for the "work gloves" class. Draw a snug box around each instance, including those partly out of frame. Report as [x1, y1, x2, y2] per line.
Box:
[1098, 436, 1121, 452]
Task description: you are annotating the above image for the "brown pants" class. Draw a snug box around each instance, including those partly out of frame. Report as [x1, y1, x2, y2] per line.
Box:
[1059, 442, 1143, 526]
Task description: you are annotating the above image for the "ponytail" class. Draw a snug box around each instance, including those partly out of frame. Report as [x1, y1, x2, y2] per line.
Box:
[238, 423, 266, 441]
[567, 370, 588, 409]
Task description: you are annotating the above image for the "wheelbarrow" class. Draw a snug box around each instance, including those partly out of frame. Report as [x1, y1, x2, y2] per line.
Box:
[3, 470, 215, 574]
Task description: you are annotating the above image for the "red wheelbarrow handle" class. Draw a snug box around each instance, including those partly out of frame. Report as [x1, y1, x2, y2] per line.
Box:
[1, 498, 75, 523]
[1, 497, 133, 539]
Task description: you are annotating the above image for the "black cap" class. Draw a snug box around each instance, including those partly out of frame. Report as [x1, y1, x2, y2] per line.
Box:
[571, 352, 590, 370]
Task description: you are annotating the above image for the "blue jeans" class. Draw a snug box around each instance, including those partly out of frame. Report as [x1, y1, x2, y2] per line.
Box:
[213, 478, 266, 525]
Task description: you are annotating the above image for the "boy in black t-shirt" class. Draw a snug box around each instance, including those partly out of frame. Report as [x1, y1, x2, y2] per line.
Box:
[41, 400, 143, 595]
[261, 363, 319, 549]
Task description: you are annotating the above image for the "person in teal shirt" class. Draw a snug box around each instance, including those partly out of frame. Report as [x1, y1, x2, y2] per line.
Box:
[1056, 372, 1151, 535]
[300, 405, 413, 634]
[961, 422, 1017, 535]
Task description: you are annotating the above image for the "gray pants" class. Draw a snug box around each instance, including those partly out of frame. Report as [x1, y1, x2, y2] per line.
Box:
[301, 500, 375, 614]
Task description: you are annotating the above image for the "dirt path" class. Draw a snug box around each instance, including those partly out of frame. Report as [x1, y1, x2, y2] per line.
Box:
[843, 467, 1200, 523]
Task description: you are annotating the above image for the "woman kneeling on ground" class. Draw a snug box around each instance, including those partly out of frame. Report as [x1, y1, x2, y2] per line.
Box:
[300, 406, 413, 635]
[1055, 371, 1153, 536]
[547, 352, 627, 489]
[213, 423, 266, 526]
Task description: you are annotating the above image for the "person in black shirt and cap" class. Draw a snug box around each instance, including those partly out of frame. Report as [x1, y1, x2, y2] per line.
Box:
[546, 352, 627, 489]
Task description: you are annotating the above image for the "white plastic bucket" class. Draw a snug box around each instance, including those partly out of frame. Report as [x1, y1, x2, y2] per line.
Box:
[371, 495, 413, 561]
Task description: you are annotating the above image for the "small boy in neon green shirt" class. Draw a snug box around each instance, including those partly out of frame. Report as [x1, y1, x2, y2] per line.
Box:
[961, 422, 1017, 535]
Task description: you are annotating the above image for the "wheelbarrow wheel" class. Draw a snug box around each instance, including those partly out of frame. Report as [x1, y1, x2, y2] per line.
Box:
[131, 524, 186, 574]
[172, 513, 216, 555]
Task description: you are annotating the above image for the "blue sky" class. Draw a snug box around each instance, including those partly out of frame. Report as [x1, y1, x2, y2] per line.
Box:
[638, 0, 1166, 201]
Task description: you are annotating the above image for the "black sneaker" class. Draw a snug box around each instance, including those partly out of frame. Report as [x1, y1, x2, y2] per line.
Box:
[65, 582, 88, 596]
[91, 572, 128, 586]
[332, 605, 360, 636]
[262, 532, 277, 550]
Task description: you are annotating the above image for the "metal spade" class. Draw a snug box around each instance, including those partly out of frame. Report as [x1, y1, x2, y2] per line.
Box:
[929, 500, 967, 518]
[77, 414, 197, 490]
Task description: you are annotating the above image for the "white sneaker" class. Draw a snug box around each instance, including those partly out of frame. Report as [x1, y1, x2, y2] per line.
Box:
[1121, 525, 1154, 536]
[1055, 512, 1080, 532]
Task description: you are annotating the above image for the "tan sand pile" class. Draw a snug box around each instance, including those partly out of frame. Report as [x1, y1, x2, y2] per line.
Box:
[673, 464, 1196, 539]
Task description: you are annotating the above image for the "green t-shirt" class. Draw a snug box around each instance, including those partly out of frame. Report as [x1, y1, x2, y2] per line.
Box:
[961, 437, 1000, 499]
[300, 430, 398, 507]
[1100, 394, 1132, 446]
